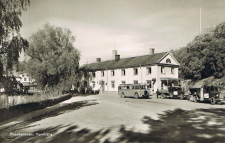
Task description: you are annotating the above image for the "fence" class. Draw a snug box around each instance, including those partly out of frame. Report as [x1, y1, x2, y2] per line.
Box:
[0, 94, 72, 122]
[0, 92, 61, 109]
[0, 95, 8, 108]
[0, 94, 35, 108]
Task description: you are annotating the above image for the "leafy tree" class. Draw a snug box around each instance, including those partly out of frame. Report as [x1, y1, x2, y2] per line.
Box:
[0, 0, 30, 94]
[17, 61, 27, 72]
[0, 0, 30, 75]
[25, 23, 80, 93]
[172, 21, 225, 80]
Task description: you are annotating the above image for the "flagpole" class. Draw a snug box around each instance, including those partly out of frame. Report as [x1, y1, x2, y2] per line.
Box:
[200, 8, 201, 35]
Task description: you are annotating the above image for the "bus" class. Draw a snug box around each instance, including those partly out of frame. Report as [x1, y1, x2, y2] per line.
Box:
[118, 84, 150, 99]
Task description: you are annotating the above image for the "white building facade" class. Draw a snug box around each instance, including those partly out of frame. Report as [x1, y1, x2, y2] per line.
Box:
[14, 73, 35, 83]
[81, 49, 180, 94]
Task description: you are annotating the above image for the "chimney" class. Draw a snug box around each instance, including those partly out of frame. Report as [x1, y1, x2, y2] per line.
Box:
[115, 55, 120, 61]
[112, 50, 117, 60]
[150, 48, 155, 55]
[96, 58, 101, 63]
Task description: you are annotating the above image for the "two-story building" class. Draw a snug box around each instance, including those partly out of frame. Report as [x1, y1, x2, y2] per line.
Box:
[81, 48, 181, 94]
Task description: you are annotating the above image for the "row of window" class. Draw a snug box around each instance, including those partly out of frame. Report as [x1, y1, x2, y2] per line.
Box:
[95, 67, 175, 77]
[92, 80, 152, 88]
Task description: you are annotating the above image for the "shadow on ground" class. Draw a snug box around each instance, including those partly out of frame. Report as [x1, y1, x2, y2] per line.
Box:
[1, 107, 225, 143]
[117, 108, 225, 143]
[0, 100, 99, 142]
[32, 100, 99, 122]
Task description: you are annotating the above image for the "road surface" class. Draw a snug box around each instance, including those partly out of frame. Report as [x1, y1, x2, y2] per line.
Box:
[1, 94, 225, 143]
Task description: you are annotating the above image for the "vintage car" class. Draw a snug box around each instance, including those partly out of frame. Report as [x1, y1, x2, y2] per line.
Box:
[189, 85, 223, 105]
[157, 86, 187, 99]
[118, 84, 150, 99]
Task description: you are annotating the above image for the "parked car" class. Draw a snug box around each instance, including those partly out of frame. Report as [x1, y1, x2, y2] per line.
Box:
[118, 84, 150, 99]
[157, 86, 188, 99]
[189, 85, 223, 105]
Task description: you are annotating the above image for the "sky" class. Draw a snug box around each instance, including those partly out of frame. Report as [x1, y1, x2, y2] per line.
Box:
[19, 0, 225, 65]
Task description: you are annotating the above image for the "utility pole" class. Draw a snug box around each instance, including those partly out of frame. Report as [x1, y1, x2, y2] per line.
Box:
[200, 8, 202, 35]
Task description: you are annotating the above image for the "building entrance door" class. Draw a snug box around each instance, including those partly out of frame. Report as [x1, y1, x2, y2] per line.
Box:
[100, 81, 105, 94]
[147, 80, 153, 95]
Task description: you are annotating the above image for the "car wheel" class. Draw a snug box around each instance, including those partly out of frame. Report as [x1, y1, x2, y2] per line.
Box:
[186, 95, 190, 100]
[162, 94, 166, 99]
[121, 92, 125, 98]
[210, 97, 216, 105]
[134, 93, 139, 99]
[144, 95, 149, 99]
[180, 94, 184, 100]
[193, 96, 198, 102]
[188, 95, 192, 101]
[217, 100, 222, 105]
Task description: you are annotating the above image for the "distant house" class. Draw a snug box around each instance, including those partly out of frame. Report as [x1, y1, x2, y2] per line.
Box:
[80, 48, 181, 94]
[14, 72, 37, 93]
[14, 72, 34, 83]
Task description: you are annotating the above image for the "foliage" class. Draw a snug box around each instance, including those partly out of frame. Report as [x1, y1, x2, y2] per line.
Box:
[25, 23, 80, 93]
[171, 22, 225, 80]
[0, 0, 30, 94]
[0, 0, 30, 74]
[0, 76, 17, 94]
[17, 61, 27, 72]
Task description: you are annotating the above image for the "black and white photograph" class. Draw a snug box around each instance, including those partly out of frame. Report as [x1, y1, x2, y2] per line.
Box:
[1, 0, 225, 142]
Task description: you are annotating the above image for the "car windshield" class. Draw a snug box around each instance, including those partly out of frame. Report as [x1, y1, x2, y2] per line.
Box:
[204, 86, 219, 92]
[189, 88, 199, 93]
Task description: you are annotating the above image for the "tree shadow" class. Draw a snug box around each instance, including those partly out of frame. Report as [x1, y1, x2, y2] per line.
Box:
[1, 107, 225, 143]
[0, 100, 103, 143]
[1, 124, 113, 143]
[26, 100, 100, 123]
[116, 108, 225, 143]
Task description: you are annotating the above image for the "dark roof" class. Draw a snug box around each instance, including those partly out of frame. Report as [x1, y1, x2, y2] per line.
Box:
[81, 52, 169, 71]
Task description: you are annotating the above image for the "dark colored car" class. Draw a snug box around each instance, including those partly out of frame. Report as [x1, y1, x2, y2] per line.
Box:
[189, 85, 223, 105]
[157, 86, 187, 99]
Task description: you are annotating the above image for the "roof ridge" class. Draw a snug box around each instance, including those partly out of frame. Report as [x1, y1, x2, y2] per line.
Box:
[82, 51, 168, 66]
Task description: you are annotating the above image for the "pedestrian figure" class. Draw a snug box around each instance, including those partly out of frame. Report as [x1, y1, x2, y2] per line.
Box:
[156, 89, 159, 99]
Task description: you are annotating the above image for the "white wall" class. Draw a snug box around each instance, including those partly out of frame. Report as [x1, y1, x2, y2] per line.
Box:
[89, 53, 179, 93]
[18, 73, 35, 83]
[89, 65, 178, 93]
